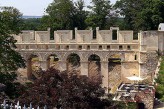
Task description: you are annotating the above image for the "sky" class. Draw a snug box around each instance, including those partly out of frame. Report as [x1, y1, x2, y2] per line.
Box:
[0, 0, 117, 16]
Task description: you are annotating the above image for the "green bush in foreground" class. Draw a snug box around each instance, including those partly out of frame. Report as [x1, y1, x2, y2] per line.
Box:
[156, 57, 164, 101]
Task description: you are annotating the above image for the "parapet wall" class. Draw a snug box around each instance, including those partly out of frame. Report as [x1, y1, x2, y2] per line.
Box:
[13, 27, 139, 44]
[14, 27, 164, 53]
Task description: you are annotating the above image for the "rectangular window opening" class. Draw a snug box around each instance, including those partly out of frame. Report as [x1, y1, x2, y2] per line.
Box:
[93, 30, 96, 39]
[127, 45, 131, 50]
[135, 55, 137, 60]
[72, 30, 75, 39]
[112, 30, 117, 40]
[79, 45, 82, 50]
[26, 45, 29, 49]
[107, 45, 110, 50]
[99, 45, 102, 50]
[133, 32, 138, 40]
[87, 45, 90, 50]
[119, 45, 123, 50]
[65, 45, 69, 50]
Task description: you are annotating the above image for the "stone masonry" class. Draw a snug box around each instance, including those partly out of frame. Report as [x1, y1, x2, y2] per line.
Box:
[13, 25, 164, 93]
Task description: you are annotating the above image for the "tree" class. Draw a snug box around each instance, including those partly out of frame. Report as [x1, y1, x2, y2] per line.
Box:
[43, 0, 75, 30]
[41, 0, 88, 31]
[18, 68, 119, 108]
[21, 18, 42, 30]
[0, 6, 26, 98]
[155, 57, 164, 101]
[115, 0, 164, 31]
[85, 0, 111, 29]
[73, 0, 88, 29]
[0, 6, 25, 73]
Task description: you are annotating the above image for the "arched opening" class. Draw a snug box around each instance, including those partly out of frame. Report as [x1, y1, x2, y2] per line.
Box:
[47, 54, 59, 69]
[66, 53, 80, 75]
[88, 54, 101, 82]
[27, 54, 41, 79]
[138, 102, 145, 109]
[108, 54, 121, 88]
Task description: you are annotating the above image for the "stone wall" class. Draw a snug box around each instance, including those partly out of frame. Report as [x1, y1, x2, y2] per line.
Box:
[108, 63, 121, 88]
[140, 31, 158, 51]
[135, 91, 155, 109]
[140, 52, 158, 80]
[122, 62, 139, 82]
[14, 27, 139, 44]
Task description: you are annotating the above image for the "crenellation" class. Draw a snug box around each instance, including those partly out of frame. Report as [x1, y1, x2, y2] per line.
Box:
[14, 24, 164, 94]
[118, 31, 133, 43]
[97, 30, 112, 43]
[35, 31, 50, 43]
[14, 27, 141, 44]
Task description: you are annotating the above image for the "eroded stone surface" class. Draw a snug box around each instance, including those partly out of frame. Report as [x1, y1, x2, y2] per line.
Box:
[14, 27, 163, 92]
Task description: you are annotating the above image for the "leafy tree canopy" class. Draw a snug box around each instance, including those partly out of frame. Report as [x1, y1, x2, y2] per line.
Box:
[18, 68, 119, 108]
[115, 0, 164, 31]
[40, 0, 88, 31]
[86, 0, 112, 29]
[0, 7, 25, 73]
[21, 18, 42, 31]
[44, 0, 75, 30]
[0, 6, 26, 99]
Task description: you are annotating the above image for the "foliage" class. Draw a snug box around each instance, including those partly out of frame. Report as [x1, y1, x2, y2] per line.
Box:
[0, 7, 25, 73]
[0, 72, 26, 99]
[21, 18, 42, 30]
[0, 6, 26, 98]
[40, 0, 88, 31]
[116, 102, 137, 109]
[155, 57, 164, 101]
[18, 68, 120, 108]
[17, 0, 164, 32]
[27, 0, 128, 31]
[44, 0, 75, 30]
[86, 0, 111, 29]
[73, 0, 88, 29]
[115, 0, 164, 31]
[67, 53, 80, 66]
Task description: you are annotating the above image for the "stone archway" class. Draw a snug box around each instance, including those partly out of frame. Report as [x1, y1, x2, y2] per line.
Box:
[27, 54, 40, 79]
[138, 102, 145, 109]
[66, 53, 81, 75]
[88, 54, 101, 82]
[46, 54, 59, 70]
[108, 54, 122, 90]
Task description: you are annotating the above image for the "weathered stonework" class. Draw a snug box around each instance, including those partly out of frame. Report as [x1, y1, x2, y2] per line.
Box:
[108, 63, 121, 88]
[135, 90, 155, 109]
[13, 26, 164, 93]
[140, 52, 158, 81]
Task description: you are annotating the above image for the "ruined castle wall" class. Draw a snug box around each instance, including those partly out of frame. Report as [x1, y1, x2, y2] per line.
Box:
[141, 31, 158, 51]
[76, 30, 92, 43]
[97, 30, 112, 43]
[54, 30, 72, 43]
[35, 31, 50, 43]
[14, 31, 35, 43]
[118, 31, 133, 43]
[140, 52, 158, 80]
[158, 32, 164, 54]
[108, 63, 121, 88]
[122, 62, 139, 82]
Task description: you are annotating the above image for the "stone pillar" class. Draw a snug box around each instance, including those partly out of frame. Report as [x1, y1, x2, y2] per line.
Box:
[40, 61, 47, 70]
[80, 61, 88, 76]
[101, 61, 109, 93]
[58, 61, 67, 71]
[27, 60, 32, 79]
[46, 58, 50, 69]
